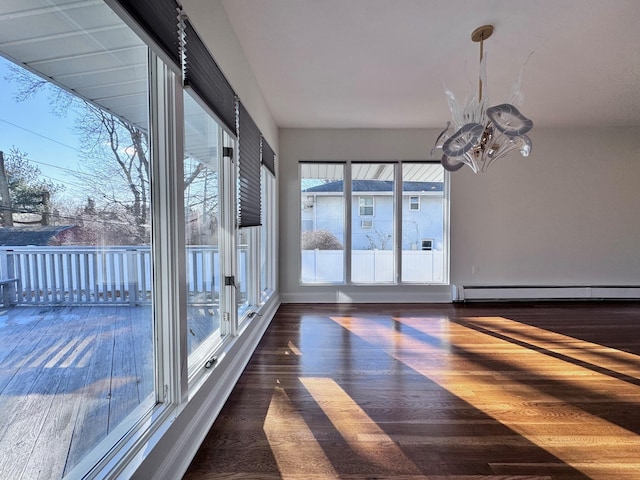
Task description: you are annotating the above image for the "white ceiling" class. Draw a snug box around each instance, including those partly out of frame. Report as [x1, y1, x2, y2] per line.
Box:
[220, 0, 640, 129]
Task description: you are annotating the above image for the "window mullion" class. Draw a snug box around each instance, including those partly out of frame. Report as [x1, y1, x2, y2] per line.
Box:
[395, 162, 402, 284]
[220, 133, 237, 335]
[344, 161, 352, 284]
[149, 53, 188, 404]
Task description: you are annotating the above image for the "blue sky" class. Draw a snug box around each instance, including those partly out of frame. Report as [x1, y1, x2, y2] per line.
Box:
[0, 55, 85, 198]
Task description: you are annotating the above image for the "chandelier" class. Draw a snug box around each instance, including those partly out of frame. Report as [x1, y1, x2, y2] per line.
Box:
[432, 25, 533, 173]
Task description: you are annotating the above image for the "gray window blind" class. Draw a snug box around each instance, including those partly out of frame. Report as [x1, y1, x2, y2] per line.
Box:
[261, 137, 276, 176]
[237, 102, 261, 227]
[115, 0, 181, 67]
[183, 19, 237, 133]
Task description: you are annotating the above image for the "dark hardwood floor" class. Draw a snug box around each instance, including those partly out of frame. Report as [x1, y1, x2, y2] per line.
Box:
[183, 302, 640, 479]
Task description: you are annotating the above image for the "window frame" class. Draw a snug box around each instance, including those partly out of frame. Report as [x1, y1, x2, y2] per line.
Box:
[299, 160, 448, 287]
[359, 196, 374, 217]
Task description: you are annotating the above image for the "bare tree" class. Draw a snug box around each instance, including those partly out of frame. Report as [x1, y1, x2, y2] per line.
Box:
[5, 62, 213, 244]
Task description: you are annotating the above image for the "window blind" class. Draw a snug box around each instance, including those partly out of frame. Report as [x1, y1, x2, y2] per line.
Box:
[182, 19, 237, 134]
[261, 137, 276, 176]
[237, 102, 261, 227]
[115, 0, 181, 67]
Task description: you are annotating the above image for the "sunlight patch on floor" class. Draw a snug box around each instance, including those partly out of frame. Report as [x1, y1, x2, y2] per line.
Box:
[330, 315, 640, 480]
[299, 377, 421, 475]
[264, 385, 339, 479]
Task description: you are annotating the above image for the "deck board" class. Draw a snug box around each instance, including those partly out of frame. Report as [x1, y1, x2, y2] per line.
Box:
[0, 305, 161, 479]
[0, 303, 218, 479]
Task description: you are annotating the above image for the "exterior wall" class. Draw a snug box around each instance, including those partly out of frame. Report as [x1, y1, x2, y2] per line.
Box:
[302, 195, 345, 244]
[400, 194, 443, 251]
[302, 192, 444, 251]
[352, 194, 393, 250]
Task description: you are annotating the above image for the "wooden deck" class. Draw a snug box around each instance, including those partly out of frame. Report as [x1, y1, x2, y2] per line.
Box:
[184, 302, 640, 480]
[0, 303, 217, 479]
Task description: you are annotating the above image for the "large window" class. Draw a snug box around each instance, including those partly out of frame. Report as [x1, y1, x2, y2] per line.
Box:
[401, 163, 446, 282]
[183, 92, 227, 370]
[0, 1, 277, 478]
[300, 161, 447, 285]
[0, 2, 155, 477]
[352, 163, 395, 284]
[300, 162, 345, 283]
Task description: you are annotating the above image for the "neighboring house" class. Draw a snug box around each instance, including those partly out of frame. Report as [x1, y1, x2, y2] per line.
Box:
[302, 180, 444, 250]
[0, 226, 77, 246]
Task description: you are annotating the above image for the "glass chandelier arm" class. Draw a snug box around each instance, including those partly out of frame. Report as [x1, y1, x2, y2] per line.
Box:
[481, 134, 532, 172]
[441, 154, 465, 172]
[486, 104, 533, 136]
[506, 51, 533, 107]
[431, 121, 451, 157]
[442, 123, 484, 157]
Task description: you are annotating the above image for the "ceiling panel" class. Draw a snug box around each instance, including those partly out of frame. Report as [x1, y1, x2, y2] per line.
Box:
[0, 0, 149, 131]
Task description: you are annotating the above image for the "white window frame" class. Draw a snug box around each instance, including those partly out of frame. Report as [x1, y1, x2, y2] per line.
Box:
[359, 196, 374, 216]
[409, 195, 420, 210]
[299, 160, 449, 287]
[261, 167, 277, 298]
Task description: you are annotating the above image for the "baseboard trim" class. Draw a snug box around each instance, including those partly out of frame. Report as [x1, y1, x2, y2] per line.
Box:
[281, 291, 452, 303]
[453, 285, 640, 302]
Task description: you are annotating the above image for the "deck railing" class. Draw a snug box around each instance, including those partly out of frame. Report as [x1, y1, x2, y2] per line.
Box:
[0, 245, 244, 306]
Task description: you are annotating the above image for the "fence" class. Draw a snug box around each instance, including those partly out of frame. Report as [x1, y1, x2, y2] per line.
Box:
[0, 246, 246, 306]
[301, 249, 444, 283]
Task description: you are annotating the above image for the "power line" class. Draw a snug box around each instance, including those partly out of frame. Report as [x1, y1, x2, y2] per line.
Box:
[0, 116, 84, 155]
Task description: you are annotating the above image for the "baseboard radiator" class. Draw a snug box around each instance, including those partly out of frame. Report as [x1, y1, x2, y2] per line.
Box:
[452, 285, 640, 302]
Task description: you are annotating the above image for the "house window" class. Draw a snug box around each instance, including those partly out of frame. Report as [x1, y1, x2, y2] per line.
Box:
[361, 219, 374, 229]
[300, 161, 447, 286]
[359, 196, 374, 216]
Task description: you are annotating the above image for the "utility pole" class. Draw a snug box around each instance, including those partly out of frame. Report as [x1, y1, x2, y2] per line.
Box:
[0, 151, 13, 226]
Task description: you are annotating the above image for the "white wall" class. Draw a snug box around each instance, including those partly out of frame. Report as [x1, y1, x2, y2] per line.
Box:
[451, 126, 640, 286]
[279, 127, 640, 302]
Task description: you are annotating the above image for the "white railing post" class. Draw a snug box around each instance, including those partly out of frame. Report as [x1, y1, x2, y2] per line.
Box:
[127, 248, 139, 305]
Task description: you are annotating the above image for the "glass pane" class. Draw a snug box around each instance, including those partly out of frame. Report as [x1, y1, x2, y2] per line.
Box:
[401, 163, 446, 283]
[237, 226, 255, 321]
[352, 163, 395, 283]
[0, 2, 154, 475]
[300, 163, 344, 284]
[260, 169, 274, 296]
[183, 93, 223, 367]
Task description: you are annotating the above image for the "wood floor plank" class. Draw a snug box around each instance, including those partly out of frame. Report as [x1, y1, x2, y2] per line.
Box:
[184, 302, 640, 480]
